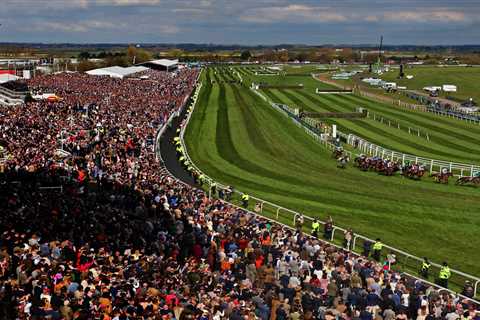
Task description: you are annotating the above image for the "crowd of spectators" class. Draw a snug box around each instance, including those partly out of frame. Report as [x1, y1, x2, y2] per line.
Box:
[1, 69, 479, 319]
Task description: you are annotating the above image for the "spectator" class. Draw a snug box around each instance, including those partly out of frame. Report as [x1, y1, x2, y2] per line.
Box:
[0, 69, 477, 320]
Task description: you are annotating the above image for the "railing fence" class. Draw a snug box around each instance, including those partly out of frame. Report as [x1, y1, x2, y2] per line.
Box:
[346, 134, 480, 177]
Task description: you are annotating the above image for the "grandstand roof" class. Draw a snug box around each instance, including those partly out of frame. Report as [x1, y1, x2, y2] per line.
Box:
[0, 74, 21, 84]
[143, 59, 178, 68]
[86, 66, 148, 79]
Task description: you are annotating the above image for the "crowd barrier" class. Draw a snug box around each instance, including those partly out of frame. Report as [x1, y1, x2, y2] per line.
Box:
[171, 79, 480, 301]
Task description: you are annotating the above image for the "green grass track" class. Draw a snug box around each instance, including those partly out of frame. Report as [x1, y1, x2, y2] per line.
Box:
[185, 68, 480, 277]
[263, 88, 480, 164]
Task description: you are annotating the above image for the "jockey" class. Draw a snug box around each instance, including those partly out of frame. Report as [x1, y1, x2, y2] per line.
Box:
[441, 167, 448, 175]
[474, 171, 480, 177]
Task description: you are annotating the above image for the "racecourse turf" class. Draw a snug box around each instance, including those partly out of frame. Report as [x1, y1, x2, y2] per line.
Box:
[237, 65, 480, 164]
[263, 88, 480, 164]
[380, 65, 480, 103]
[185, 67, 480, 278]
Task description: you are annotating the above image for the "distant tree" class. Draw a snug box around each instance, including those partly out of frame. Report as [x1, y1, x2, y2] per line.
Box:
[78, 51, 91, 60]
[261, 49, 276, 62]
[167, 49, 184, 59]
[240, 50, 252, 61]
[278, 50, 289, 62]
[295, 52, 307, 62]
[460, 53, 480, 64]
[126, 45, 153, 65]
[316, 48, 335, 63]
[337, 48, 356, 63]
[76, 60, 97, 72]
[104, 55, 129, 67]
[306, 49, 318, 62]
[96, 51, 107, 59]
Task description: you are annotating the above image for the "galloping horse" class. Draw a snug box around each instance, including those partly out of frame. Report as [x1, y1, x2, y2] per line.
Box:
[456, 176, 480, 186]
[354, 156, 369, 171]
[431, 172, 453, 184]
[354, 156, 399, 176]
[402, 165, 425, 180]
[375, 161, 400, 176]
[337, 155, 350, 169]
[332, 149, 343, 159]
[384, 162, 400, 176]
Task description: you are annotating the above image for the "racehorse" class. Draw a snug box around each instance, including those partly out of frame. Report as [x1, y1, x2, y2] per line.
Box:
[375, 160, 400, 176]
[354, 156, 373, 171]
[375, 160, 385, 173]
[431, 172, 453, 184]
[402, 165, 425, 180]
[455, 176, 480, 186]
[337, 155, 350, 169]
[384, 162, 400, 176]
[332, 149, 343, 159]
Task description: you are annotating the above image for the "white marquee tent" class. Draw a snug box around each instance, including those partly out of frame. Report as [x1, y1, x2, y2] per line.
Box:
[86, 66, 148, 79]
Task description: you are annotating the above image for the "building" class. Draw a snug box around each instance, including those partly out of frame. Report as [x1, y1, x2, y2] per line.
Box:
[0, 74, 21, 84]
[138, 59, 178, 71]
[0, 76, 27, 106]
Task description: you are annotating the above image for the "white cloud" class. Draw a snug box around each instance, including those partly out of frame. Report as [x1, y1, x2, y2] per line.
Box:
[384, 10, 467, 22]
[157, 25, 180, 34]
[240, 5, 347, 24]
[30, 20, 121, 33]
[98, 0, 161, 6]
[364, 15, 379, 22]
[172, 8, 208, 14]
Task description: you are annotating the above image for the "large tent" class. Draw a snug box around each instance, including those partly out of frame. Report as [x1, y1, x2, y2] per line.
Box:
[86, 66, 148, 79]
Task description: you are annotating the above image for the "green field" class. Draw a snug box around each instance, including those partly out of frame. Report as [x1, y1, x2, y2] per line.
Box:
[236, 66, 480, 164]
[185, 67, 480, 281]
[380, 66, 480, 102]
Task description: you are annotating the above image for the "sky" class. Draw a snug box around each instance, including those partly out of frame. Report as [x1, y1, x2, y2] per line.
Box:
[0, 0, 479, 45]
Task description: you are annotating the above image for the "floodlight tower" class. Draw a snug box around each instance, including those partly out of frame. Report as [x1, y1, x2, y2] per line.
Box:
[376, 35, 383, 73]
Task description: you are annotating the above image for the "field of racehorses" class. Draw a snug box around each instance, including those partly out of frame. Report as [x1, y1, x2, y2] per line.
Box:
[184, 66, 480, 279]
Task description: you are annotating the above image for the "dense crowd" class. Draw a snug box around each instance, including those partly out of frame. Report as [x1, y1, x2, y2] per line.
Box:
[1, 69, 197, 191]
[1, 69, 479, 319]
